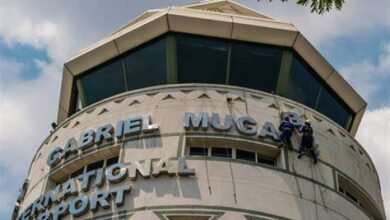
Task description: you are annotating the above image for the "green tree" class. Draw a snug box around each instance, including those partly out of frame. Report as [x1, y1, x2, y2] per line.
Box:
[267, 0, 345, 14]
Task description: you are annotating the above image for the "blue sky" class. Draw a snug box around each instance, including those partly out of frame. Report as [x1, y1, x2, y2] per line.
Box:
[319, 28, 389, 67]
[0, 41, 50, 80]
[0, 0, 389, 219]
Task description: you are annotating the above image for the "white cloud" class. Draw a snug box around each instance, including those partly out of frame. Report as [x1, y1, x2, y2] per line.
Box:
[0, 0, 186, 63]
[0, 0, 389, 219]
[0, 57, 61, 214]
[339, 42, 390, 107]
[246, 0, 390, 45]
[0, 1, 185, 217]
[0, 57, 24, 86]
[0, 2, 65, 63]
[356, 107, 390, 217]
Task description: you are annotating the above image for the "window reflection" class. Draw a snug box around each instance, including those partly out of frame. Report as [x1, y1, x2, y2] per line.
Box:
[80, 59, 126, 105]
[211, 147, 232, 158]
[317, 87, 352, 128]
[189, 147, 208, 156]
[229, 42, 282, 92]
[285, 56, 321, 109]
[74, 33, 354, 130]
[125, 37, 167, 90]
[236, 149, 255, 162]
[176, 35, 228, 84]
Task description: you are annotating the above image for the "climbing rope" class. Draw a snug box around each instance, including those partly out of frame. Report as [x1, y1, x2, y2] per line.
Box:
[311, 167, 320, 219]
[273, 95, 304, 200]
[208, 88, 238, 204]
[225, 93, 238, 204]
[311, 163, 329, 211]
[200, 87, 212, 195]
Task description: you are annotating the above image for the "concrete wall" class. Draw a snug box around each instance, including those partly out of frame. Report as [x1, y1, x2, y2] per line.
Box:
[19, 84, 385, 220]
[58, 4, 367, 136]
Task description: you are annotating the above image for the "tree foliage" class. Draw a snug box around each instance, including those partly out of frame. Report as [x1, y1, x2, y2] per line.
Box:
[267, 0, 345, 14]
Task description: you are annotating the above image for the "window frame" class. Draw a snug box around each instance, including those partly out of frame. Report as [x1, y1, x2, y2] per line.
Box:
[186, 140, 278, 168]
[70, 32, 355, 130]
[228, 40, 284, 93]
[337, 173, 382, 219]
[59, 156, 120, 185]
[73, 34, 170, 109]
[175, 33, 230, 85]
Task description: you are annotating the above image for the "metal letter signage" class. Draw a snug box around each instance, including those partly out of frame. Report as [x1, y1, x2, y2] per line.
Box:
[184, 112, 208, 130]
[19, 158, 195, 220]
[46, 115, 160, 167]
[183, 112, 303, 143]
[210, 113, 233, 131]
[236, 116, 257, 135]
[281, 111, 304, 127]
[183, 111, 309, 144]
[31, 111, 307, 220]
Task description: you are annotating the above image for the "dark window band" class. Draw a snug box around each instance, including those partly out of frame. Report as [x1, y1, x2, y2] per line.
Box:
[73, 33, 354, 129]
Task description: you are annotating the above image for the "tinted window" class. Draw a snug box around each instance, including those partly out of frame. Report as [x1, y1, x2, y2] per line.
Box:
[229, 42, 282, 92]
[80, 59, 126, 105]
[106, 156, 119, 166]
[177, 35, 227, 84]
[70, 167, 84, 179]
[189, 147, 208, 156]
[347, 192, 358, 203]
[125, 38, 167, 90]
[236, 149, 255, 162]
[211, 147, 232, 158]
[73, 34, 354, 131]
[317, 87, 352, 128]
[86, 160, 104, 172]
[285, 56, 321, 108]
[257, 154, 276, 166]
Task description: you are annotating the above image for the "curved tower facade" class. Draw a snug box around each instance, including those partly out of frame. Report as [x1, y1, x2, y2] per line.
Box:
[13, 1, 386, 219]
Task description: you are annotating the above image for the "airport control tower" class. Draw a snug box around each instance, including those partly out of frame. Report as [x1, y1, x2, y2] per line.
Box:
[13, 1, 386, 219]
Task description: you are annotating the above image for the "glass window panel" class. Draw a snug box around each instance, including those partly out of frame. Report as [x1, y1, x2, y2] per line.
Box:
[346, 190, 358, 203]
[70, 167, 84, 179]
[176, 35, 228, 84]
[189, 147, 208, 156]
[70, 86, 81, 115]
[236, 149, 255, 162]
[285, 56, 321, 108]
[317, 87, 352, 128]
[80, 59, 125, 105]
[257, 154, 276, 166]
[86, 160, 104, 172]
[211, 147, 232, 158]
[76, 95, 83, 112]
[106, 156, 119, 166]
[229, 42, 282, 92]
[125, 37, 167, 90]
[167, 216, 211, 220]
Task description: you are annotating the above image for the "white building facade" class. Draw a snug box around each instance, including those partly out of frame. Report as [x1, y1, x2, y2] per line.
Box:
[13, 1, 386, 219]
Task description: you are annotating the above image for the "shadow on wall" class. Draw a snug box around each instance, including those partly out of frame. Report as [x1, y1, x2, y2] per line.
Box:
[118, 176, 202, 210]
[124, 132, 163, 150]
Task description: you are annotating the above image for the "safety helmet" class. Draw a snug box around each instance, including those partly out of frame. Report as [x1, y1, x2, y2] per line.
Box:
[305, 119, 311, 124]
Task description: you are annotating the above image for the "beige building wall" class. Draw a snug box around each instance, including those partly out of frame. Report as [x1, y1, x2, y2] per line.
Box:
[18, 84, 385, 220]
[14, 1, 385, 220]
[57, 1, 366, 136]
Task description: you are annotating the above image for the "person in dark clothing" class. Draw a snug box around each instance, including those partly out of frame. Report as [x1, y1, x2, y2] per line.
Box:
[278, 116, 295, 150]
[298, 120, 317, 164]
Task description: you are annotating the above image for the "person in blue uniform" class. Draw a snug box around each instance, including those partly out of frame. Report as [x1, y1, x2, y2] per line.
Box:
[278, 116, 295, 150]
[298, 120, 317, 164]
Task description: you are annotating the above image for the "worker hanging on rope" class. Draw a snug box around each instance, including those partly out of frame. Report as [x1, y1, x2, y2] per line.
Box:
[278, 116, 295, 150]
[297, 120, 318, 164]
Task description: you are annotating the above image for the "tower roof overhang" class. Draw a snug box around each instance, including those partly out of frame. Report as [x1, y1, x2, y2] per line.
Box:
[58, 0, 366, 136]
